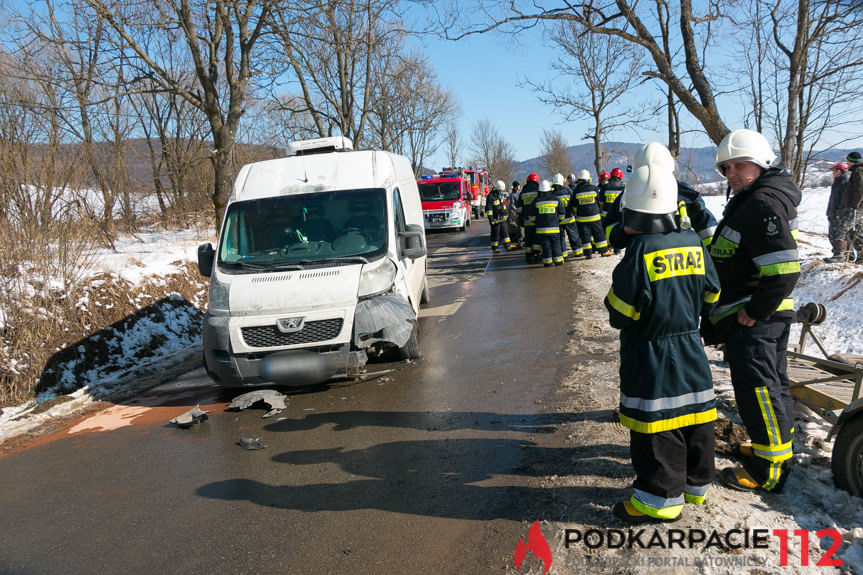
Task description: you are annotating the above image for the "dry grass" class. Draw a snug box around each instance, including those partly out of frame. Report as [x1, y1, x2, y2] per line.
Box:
[1, 248, 208, 407]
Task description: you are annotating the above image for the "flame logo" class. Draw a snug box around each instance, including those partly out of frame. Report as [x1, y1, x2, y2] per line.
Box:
[514, 519, 552, 573]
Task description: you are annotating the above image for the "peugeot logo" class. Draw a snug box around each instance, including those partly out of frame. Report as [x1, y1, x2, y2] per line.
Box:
[277, 317, 305, 333]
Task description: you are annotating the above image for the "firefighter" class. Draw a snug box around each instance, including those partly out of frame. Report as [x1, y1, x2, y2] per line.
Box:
[601, 168, 626, 221]
[553, 173, 582, 260]
[534, 179, 565, 267]
[572, 170, 612, 258]
[706, 129, 801, 493]
[516, 173, 541, 262]
[485, 180, 511, 252]
[508, 180, 524, 248]
[604, 142, 721, 523]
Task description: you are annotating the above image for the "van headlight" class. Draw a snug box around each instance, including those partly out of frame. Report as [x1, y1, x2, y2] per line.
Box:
[358, 258, 396, 298]
[207, 274, 230, 311]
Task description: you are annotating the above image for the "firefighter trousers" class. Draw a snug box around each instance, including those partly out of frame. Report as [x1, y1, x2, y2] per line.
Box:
[537, 232, 563, 266]
[630, 422, 714, 519]
[576, 220, 609, 255]
[724, 320, 795, 491]
[559, 222, 582, 257]
[523, 226, 540, 258]
[489, 221, 510, 250]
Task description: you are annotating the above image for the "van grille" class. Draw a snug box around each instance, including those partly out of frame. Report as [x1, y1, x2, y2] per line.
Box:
[241, 319, 344, 348]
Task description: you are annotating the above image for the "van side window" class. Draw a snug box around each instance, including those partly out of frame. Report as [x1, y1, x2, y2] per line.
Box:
[393, 188, 407, 233]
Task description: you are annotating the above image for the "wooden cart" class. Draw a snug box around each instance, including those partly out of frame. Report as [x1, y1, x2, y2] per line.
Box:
[787, 305, 863, 497]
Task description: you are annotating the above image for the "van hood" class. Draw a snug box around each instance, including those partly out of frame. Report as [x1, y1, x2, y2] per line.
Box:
[227, 265, 362, 315]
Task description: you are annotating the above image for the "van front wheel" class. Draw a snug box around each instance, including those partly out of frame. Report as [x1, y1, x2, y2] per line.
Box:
[398, 323, 421, 360]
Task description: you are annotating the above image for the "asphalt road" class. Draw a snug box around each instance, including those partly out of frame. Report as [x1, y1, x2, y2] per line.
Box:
[0, 221, 587, 575]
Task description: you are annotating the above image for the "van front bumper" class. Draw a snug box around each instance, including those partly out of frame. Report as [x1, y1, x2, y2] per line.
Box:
[203, 312, 366, 387]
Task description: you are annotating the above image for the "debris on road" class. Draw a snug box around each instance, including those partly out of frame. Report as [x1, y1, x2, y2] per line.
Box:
[168, 405, 211, 427]
[227, 390, 287, 418]
[237, 437, 267, 450]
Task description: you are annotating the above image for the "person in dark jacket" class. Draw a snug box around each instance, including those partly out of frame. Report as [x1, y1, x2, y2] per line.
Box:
[533, 179, 565, 266]
[600, 167, 626, 221]
[485, 180, 511, 252]
[516, 174, 541, 262]
[605, 142, 721, 523]
[507, 180, 524, 248]
[835, 151, 863, 263]
[825, 162, 850, 262]
[572, 170, 612, 258]
[605, 180, 718, 252]
[707, 129, 801, 493]
[554, 173, 582, 260]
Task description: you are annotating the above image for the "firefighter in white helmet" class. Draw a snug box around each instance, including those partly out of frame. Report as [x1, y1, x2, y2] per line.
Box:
[533, 179, 565, 266]
[605, 142, 721, 523]
[707, 129, 801, 493]
[485, 180, 511, 252]
[572, 169, 612, 258]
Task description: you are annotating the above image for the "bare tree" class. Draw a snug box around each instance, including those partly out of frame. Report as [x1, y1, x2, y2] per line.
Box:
[528, 20, 646, 175]
[443, 121, 461, 168]
[540, 128, 572, 176]
[270, 0, 404, 146]
[767, 0, 863, 182]
[80, 0, 277, 227]
[469, 118, 516, 184]
[440, 0, 732, 144]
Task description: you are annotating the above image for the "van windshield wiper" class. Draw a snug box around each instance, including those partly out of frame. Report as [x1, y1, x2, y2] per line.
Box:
[221, 261, 305, 271]
[299, 256, 369, 266]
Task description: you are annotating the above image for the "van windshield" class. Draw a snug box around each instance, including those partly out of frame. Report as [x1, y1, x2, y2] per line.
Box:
[217, 188, 387, 271]
[418, 181, 461, 202]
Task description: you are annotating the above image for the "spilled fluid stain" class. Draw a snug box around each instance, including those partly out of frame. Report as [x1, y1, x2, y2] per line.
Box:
[67, 405, 152, 434]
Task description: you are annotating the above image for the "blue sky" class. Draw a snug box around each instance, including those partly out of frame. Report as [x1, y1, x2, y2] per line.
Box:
[410, 18, 863, 170]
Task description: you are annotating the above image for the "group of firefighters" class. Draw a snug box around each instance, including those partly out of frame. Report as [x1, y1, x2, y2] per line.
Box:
[483, 129, 808, 524]
[484, 169, 628, 266]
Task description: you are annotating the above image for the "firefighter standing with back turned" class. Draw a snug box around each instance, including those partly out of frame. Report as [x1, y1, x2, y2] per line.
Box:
[534, 179, 565, 267]
[706, 129, 802, 493]
[517, 174, 541, 262]
[605, 142, 721, 522]
[572, 170, 612, 258]
[553, 173, 582, 260]
[486, 180, 511, 252]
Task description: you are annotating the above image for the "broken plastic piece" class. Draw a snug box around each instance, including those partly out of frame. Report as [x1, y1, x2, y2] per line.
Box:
[169, 405, 211, 427]
[227, 390, 288, 417]
[238, 437, 267, 450]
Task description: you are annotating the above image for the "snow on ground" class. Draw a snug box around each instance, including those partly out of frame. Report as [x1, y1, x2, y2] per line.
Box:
[702, 184, 863, 356]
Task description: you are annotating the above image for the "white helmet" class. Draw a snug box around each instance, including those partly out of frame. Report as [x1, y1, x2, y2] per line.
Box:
[715, 129, 776, 175]
[538, 179, 552, 193]
[494, 180, 506, 191]
[621, 142, 678, 227]
[577, 169, 591, 182]
[552, 173, 565, 186]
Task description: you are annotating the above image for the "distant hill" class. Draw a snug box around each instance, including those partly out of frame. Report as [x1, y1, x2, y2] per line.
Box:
[514, 141, 851, 186]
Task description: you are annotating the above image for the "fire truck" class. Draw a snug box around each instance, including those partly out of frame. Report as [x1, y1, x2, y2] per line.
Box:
[462, 167, 490, 218]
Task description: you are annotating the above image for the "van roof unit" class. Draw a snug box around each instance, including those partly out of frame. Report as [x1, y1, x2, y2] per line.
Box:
[286, 136, 354, 157]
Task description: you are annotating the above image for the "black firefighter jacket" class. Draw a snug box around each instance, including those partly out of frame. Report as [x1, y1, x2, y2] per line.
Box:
[604, 228, 721, 434]
[485, 190, 507, 223]
[708, 167, 801, 339]
[605, 181, 718, 250]
[572, 182, 601, 223]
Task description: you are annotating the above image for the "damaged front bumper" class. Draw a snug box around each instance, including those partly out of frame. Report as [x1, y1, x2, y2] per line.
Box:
[203, 292, 416, 387]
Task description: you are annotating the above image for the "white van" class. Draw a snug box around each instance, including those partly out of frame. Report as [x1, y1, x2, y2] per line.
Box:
[197, 137, 428, 387]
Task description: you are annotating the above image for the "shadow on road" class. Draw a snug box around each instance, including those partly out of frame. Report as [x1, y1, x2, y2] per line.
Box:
[195, 434, 629, 522]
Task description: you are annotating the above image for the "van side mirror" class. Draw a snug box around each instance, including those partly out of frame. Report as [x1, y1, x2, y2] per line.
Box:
[198, 243, 215, 277]
[399, 224, 426, 260]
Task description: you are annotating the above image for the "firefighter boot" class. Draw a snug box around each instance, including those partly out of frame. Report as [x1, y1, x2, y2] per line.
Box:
[718, 467, 760, 491]
[612, 501, 681, 524]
